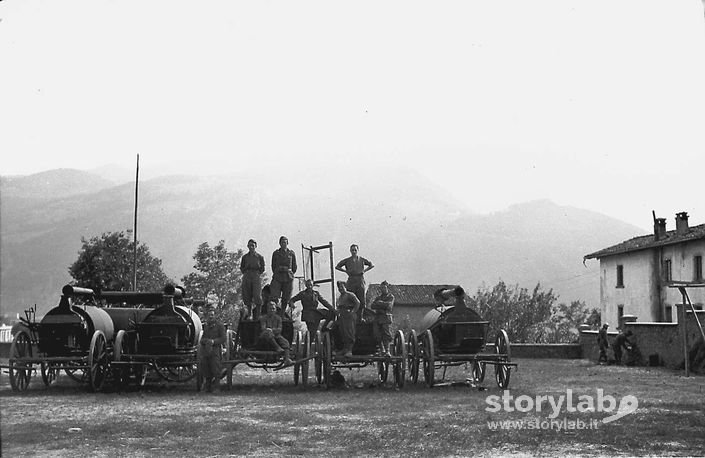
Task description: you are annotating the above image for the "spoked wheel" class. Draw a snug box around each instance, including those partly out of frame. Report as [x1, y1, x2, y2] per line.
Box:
[472, 360, 486, 383]
[301, 331, 310, 387]
[88, 331, 108, 392]
[377, 360, 389, 383]
[196, 330, 204, 392]
[322, 331, 332, 389]
[494, 329, 512, 389]
[225, 330, 234, 390]
[9, 330, 33, 392]
[294, 331, 302, 386]
[314, 331, 323, 384]
[112, 330, 131, 387]
[422, 330, 435, 388]
[392, 330, 407, 389]
[159, 364, 198, 382]
[407, 330, 419, 384]
[41, 362, 59, 387]
[65, 362, 88, 384]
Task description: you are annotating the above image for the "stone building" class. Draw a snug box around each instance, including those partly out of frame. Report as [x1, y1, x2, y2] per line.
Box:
[584, 211, 705, 328]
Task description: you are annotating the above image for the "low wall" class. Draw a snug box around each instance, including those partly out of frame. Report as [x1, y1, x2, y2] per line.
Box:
[580, 309, 705, 368]
[509, 343, 582, 359]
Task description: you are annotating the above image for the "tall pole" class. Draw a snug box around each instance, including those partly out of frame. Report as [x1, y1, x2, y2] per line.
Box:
[133, 154, 139, 291]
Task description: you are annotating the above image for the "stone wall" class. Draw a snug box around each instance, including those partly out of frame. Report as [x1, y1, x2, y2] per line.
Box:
[510, 343, 582, 359]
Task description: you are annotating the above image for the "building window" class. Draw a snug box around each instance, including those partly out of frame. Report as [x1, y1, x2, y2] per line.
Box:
[694, 303, 704, 311]
[665, 305, 673, 322]
[663, 259, 672, 282]
[618, 305, 624, 319]
[616, 265, 624, 288]
[695, 256, 703, 282]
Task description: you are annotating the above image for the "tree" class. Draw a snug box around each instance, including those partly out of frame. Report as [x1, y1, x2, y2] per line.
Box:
[68, 231, 172, 292]
[468, 281, 556, 343]
[530, 300, 600, 343]
[181, 240, 244, 324]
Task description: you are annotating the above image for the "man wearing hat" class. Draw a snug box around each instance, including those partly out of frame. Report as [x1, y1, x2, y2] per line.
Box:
[597, 323, 609, 364]
[288, 279, 335, 339]
[369, 280, 395, 356]
[270, 236, 297, 317]
[240, 239, 266, 320]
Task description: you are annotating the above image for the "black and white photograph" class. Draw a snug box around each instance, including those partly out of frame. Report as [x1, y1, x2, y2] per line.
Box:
[1, 1, 705, 456]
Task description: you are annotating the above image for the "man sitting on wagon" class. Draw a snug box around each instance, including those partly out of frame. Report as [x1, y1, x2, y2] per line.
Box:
[370, 280, 395, 357]
[288, 279, 335, 339]
[257, 301, 293, 365]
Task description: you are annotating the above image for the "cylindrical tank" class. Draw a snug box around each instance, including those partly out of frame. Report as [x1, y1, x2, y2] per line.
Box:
[39, 304, 115, 355]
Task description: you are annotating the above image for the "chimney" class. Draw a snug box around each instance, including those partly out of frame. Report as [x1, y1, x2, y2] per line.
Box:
[675, 212, 690, 236]
[654, 218, 667, 241]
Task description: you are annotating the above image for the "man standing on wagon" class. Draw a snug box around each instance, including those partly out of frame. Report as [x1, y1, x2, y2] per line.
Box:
[333, 281, 360, 358]
[370, 280, 395, 357]
[335, 244, 374, 321]
[270, 236, 297, 318]
[240, 239, 265, 320]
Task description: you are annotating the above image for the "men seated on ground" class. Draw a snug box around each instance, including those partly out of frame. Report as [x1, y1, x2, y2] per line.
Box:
[257, 301, 293, 365]
[369, 280, 395, 357]
[288, 279, 335, 339]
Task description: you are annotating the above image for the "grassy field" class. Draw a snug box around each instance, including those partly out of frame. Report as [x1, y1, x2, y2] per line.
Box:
[1, 358, 704, 457]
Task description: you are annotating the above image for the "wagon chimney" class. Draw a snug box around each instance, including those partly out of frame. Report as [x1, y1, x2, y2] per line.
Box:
[653, 218, 667, 241]
[675, 211, 690, 236]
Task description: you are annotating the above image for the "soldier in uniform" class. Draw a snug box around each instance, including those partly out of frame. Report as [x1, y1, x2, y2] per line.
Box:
[370, 280, 395, 356]
[257, 301, 293, 365]
[270, 236, 297, 317]
[335, 244, 374, 322]
[597, 323, 610, 364]
[288, 279, 335, 339]
[199, 307, 226, 392]
[332, 280, 360, 357]
[240, 239, 266, 320]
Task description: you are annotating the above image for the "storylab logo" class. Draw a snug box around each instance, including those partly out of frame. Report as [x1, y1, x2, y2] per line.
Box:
[485, 389, 638, 430]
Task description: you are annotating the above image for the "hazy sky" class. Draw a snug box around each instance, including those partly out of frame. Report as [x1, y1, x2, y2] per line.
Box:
[2, 0, 704, 231]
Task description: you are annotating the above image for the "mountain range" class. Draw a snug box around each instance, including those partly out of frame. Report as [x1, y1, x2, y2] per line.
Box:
[0, 167, 642, 319]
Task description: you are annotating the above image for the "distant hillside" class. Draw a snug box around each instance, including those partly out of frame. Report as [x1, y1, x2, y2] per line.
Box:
[0, 167, 643, 319]
[0, 168, 115, 200]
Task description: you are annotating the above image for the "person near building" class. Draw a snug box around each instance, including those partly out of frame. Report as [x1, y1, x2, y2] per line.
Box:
[613, 329, 632, 365]
[597, 323, 610, 364]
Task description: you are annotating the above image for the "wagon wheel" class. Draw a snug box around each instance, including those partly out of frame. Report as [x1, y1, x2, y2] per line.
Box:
[392, 330, 407, 389]
[225, 330, 234, 390]
[407, 330, 419, 384]
[196, 330, 204, 392]
[314, 331, 323, 384]
[472, 360, 486, 383]
[64, 361, 88, 384]
[301, 331, 310, 387]
[164, 364, 198, 382]
[494, 330, 511, 389]
[41, 362, 59, 387]
[377, 360, 389, 383]
[112, 330, 131, 387]
[322, 330, 333, 389]
[88, 331, 108, 392]
[294, 331, 302, 386]
[422, 330, 435, 388]
[9, 330, 33, 392]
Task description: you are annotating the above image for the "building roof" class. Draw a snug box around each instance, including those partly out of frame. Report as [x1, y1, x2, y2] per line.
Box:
[366, 284, 457, 306]
[584, 223, 705, 260]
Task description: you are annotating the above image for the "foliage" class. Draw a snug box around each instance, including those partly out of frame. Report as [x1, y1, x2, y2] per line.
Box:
[181, 240, 244, 323]
[468, 281, 556, 343]
[530, 300, 601, 343]
[68, 231, 172, 292]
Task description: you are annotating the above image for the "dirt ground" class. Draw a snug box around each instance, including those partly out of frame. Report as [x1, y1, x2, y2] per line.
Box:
[1, 358, 704, 457]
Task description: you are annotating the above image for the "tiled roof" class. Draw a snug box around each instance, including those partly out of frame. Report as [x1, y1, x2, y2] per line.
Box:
[366, 284, 457, 306]
[584, 223, 705, 260]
